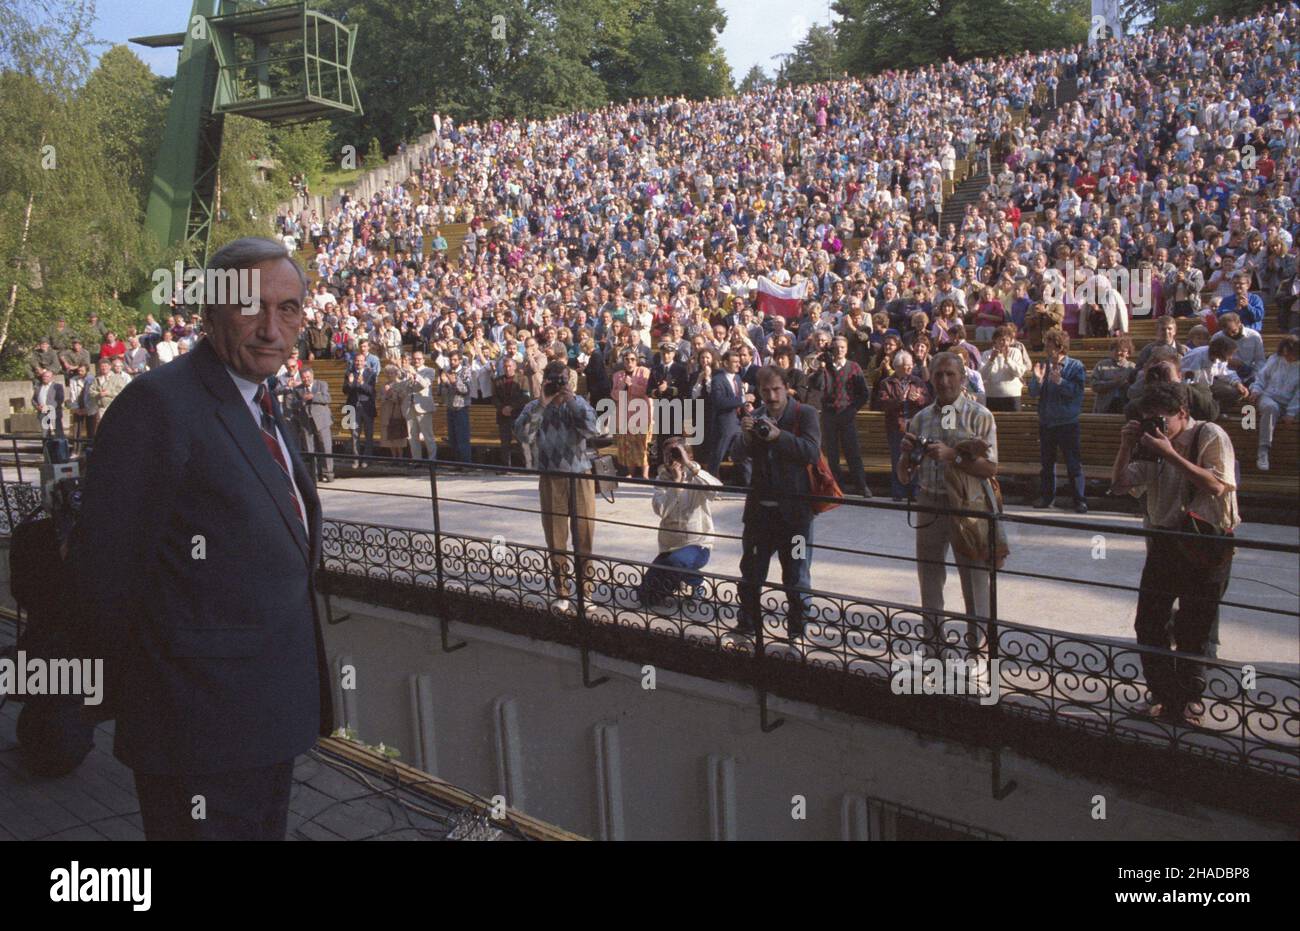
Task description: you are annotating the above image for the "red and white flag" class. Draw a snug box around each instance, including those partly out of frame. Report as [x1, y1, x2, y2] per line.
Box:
[756, 276, 807, 321]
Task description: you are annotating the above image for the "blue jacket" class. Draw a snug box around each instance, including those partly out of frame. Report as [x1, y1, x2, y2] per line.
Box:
[1028, 355, 1086, 428]
[1216, 293, 1266, 331]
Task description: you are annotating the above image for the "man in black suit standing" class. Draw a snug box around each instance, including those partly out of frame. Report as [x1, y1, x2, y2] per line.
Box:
[344, 353, 377, 468]
[32, 368, 65, 437]
[706, 350, 752, 484]
[293, 367, 334, 482]
[68, 237, 332, 840]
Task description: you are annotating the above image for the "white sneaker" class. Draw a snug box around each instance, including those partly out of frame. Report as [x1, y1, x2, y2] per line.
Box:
[1256, 448, 1270, 471]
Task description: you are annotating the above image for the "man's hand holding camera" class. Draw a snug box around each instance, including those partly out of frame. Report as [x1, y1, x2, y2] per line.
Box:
[741, 411, 780, 442]
[1121, 417, 1176, 460]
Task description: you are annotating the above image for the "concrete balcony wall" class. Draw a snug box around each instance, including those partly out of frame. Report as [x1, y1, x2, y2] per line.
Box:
[321, 594, 1292, 841]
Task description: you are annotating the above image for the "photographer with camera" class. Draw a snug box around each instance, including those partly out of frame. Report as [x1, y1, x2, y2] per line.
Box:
[734, 366, 822, 641]
[897, 353, 998, 657]
[1110, 382, 1240, 726]
[636, 438, 722, 609]
[513, 360, 603, 612]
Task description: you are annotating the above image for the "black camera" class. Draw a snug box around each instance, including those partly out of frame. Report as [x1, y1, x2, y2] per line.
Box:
[751, 412, 777, 439]
[908, 435, 937, 467]
[1132, 415, 1167, 461]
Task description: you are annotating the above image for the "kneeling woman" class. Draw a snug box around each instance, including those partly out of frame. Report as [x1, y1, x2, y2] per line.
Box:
[637, 438, 722, 607]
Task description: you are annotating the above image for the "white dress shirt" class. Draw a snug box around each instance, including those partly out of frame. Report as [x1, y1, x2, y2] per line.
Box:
[225, 367, 308, 532]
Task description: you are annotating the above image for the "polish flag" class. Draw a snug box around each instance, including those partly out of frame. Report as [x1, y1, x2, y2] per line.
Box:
[756, 276, 807, 321]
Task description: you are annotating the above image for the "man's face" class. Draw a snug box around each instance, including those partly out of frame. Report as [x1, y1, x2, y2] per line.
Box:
[111, 358, 124, 374]
[503, 358, 517, 377]
[758, 375, 788, 414]
[97, 361, 110, 376]
[206, 259, 303, 381]
[39, 369, 52, 384]
[931, 358, 963, 405]
[832, 338, 848, 361]
[1222, 316, 1242, 337]
[724, 354, 740, 374]
[302, 371, 314, 388]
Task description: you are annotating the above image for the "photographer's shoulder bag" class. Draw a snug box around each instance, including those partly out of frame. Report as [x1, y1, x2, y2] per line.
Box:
[792, 402, 843, 513]
[944, 453, 1010, 570]
[1175, 423, 1235, 572]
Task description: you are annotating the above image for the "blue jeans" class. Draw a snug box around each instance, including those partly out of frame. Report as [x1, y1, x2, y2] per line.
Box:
[448, 407, 471, 462]
[638, 544, 711, 603]
[1039, 421, 1085, 502]
[739, 512, 813, 625]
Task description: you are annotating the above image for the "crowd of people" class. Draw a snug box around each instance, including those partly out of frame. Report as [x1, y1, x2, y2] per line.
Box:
[20, 9, 1299, 712]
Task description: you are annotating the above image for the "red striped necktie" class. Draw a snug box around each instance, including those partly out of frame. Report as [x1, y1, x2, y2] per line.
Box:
[253, 384, 305, 524]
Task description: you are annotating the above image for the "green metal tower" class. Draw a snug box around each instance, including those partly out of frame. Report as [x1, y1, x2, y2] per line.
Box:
[132, 1, 361, 275]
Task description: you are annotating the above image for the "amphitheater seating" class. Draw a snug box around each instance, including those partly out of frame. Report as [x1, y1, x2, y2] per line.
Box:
[309, 358, 1296, 497]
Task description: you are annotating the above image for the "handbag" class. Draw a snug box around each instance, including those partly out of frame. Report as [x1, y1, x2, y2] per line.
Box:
[590, 453, 619, 504]
[791, 401, 843, 513]
[1175, 424, 1235, 571]
[943, 441, 1010, 569]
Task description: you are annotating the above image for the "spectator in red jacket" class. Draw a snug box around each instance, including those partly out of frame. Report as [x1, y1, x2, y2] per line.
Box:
[99, 332, 127, 361]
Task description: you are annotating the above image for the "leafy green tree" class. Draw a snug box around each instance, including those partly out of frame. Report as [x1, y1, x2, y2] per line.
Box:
[81, 45, 168, 212]
[1119, 0, 1269, 32]
[833, 0, 1087, 76]
[0, 72, 153, 371]
[737, 64, 771, 94]
[778, 24, 841, 87]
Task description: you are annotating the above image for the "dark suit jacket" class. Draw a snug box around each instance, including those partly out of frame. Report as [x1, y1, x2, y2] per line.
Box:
[33, 382, 65, 435]
[743, 399, 821, 526]
[649, 359, 689, 401]
[68, 337, 332, 775]
[708, 370, 747, 445]
[344, 366, 377, 418]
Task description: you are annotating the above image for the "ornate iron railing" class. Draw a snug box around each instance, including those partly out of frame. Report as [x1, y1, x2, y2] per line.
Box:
[321, 515, 1300, 783]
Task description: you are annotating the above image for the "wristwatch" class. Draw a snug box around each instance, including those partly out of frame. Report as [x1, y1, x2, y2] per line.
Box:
[955, 453, 965, 466]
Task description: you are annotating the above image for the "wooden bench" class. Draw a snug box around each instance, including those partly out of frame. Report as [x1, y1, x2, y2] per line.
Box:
[307, 361, 1297, 498]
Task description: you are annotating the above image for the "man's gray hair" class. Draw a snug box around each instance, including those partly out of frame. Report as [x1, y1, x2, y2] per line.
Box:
[203, 236, 307, 319]
[893, 350, 914, 368]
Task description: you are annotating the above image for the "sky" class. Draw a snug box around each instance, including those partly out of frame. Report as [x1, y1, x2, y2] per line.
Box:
[90, 0, 836, 83]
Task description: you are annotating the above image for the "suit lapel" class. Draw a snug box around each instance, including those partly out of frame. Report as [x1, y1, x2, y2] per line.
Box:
[193, 341, 311, 563]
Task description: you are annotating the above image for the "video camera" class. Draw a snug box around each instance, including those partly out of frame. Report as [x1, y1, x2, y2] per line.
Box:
[38, 437, 83, 545]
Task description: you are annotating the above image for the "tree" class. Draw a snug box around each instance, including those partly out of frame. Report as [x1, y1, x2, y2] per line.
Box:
[318, 0, 732, 150]
[778, 24, 841, 87]
[80, 45, 168, 212]
[833, 0, 1087, 76]
[1119, 0, 1269, 32]
[737, 64, 771, 95]
[0, 72, 153, 369]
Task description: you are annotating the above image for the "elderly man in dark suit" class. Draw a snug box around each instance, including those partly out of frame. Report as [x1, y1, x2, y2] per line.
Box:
[735, 365, 822, 641]
[32, 368, 65, 437]
[68, 237, 332, 840]
[293, 367, 334, 482]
